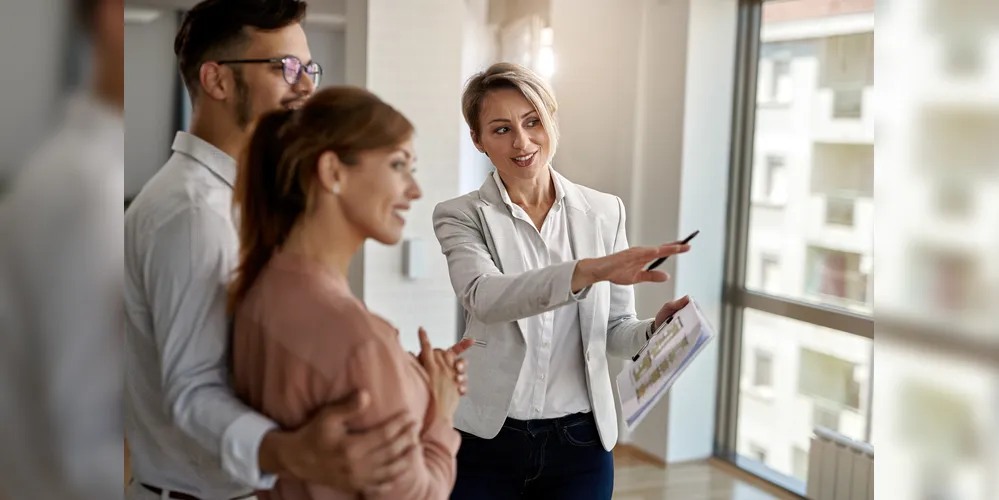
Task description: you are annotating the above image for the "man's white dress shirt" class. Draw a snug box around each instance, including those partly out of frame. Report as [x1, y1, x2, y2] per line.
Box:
[492, 169, 593, 420]
[0, 93, 123, 500]
[124, 132, 276, 498]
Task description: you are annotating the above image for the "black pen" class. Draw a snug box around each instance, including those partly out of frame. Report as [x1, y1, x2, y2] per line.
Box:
[646, 230, 699, 271]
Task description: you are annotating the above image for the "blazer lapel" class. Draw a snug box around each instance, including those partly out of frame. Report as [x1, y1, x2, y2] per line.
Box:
[560, 172, 602, 347]
[476, 176, 531, 341]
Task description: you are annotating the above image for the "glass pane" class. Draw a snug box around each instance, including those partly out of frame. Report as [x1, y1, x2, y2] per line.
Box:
[736, 308, 872, 483]
[745, 0, 874, 316]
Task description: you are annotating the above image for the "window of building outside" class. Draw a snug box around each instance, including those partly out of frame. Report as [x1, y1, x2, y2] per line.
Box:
[753, 349, 774, 388]
[805, 246, 868, 307]
[764, 154, 787, 205]
[724, 1, 876, 494]
[764, 58, 793, 104]
[760, 254, 780, 294]
[824, 195, 855, 226]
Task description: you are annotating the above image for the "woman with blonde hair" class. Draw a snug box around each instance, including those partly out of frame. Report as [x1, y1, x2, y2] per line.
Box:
[230, 86, 462, 499]
[433, 62, 693, 499]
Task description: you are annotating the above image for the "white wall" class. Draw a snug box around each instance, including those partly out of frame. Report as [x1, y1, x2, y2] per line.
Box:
[667, 0, 739, 463]
[303, 27, 347, 87]
[0, 0, 71, 180]
[551, 0, 737, 462]
[459, 0, 498, 195]
[355, 0, 465, 353]
[125, 13, 180, 198]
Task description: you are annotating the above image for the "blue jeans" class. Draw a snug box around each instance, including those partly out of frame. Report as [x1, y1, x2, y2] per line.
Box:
[450, 412, 614, 500]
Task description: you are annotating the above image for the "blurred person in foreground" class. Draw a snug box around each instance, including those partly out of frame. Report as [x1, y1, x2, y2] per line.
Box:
[0, 0, 123, 499]
[124, 1, 469, 499]
[434, 62, 692, 499]
[230, 86, 461, 500]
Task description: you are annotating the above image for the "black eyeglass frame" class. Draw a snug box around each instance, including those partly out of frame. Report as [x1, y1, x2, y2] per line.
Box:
[216, 56, 322, 87]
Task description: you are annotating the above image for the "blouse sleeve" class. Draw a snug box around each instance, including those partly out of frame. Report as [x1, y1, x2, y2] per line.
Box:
[345, 336, 460, 500]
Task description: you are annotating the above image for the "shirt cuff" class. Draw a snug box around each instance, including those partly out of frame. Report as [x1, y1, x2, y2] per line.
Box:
[221, 412, 279, 490]
[566, 261, 592, 301]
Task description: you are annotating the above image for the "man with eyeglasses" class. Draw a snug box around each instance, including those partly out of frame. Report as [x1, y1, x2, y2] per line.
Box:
[124, 1, 469, 499]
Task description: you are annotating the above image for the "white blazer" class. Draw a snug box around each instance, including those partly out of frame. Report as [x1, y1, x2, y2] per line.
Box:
[432, 170, 652, 451]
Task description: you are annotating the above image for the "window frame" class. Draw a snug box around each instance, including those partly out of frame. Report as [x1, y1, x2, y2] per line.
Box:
[714, 0, 875, 494]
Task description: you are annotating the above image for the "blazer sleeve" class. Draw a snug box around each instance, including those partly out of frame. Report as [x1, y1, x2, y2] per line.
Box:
[605, 196, 655, 358]
[432, 202, 589, 325]
[345, 336, 460, 500]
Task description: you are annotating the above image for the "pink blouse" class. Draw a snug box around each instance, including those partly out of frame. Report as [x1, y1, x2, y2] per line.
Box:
[232, 251, 460, 500]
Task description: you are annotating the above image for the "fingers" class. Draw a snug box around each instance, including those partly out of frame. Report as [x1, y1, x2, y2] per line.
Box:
[357, 413, 418, 462]
[317, 389, 370, 423]
[417, 327, 432, 364]
[366, 445, 415, 490]
[448, 337, 475, 356]
[452, 357, 469, 395]
[674, 295, 691, 308]
[443, 349, 456, 372]
[656, 243, 691, 257]
[357, 422, 417, 487]
[630, 243, 689, 266]
[432, 349, 453, 375]
[638, 270, 669, 283]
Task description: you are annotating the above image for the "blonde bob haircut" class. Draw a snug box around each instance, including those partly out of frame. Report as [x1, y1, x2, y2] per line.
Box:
[461, 62, 560, 160]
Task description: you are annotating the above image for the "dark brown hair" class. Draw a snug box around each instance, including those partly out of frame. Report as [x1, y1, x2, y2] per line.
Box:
[74, 0, 98, 33]
[174, 0, 308, 100]
[229, 86, 414, 312]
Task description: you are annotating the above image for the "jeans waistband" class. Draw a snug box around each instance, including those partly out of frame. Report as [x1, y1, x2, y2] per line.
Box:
[502, 411, 594, 434]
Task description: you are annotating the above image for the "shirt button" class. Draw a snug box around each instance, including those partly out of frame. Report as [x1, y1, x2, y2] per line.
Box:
[543, 339, 551, 347]
[535, 406, 542, 413]
[540, 373, 546, 380]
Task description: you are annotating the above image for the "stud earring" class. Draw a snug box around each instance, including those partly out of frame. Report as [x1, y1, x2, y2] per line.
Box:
[331, 182, 341, 195]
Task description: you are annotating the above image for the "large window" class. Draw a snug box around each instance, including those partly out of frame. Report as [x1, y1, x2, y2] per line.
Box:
[717, 0, 875, 495]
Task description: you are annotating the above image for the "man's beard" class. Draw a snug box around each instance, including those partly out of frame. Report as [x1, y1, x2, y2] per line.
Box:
[234, 69, 252, 130]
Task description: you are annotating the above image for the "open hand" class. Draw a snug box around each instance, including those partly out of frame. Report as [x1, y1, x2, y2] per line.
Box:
[576, 243, 691, 289]
[269, 390, 418, 494]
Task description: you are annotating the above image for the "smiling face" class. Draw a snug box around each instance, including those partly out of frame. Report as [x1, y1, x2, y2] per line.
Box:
[230, 25, 316, 128]
[326, 140, 423, 245]
[473, 87, 551, 181]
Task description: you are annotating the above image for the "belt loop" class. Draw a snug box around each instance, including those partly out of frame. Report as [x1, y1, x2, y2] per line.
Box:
[161, 489, 170, 500]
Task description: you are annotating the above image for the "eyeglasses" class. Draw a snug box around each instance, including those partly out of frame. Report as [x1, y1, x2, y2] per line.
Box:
[216, 56, 322, 87]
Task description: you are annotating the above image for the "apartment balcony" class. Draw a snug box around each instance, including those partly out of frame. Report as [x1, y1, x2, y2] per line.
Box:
[805, 192, 873, 254]
[811, 86, 875, 144]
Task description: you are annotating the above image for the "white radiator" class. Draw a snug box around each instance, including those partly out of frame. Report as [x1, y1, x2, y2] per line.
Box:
[805, 427, 874, 500]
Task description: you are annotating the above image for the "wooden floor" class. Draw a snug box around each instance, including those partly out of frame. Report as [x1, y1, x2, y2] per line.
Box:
[611, 446, 800, 500]
[126, 443, 797, 499]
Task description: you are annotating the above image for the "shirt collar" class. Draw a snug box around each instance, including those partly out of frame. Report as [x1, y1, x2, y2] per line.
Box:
[491, 165, 566, 209]
[171, 131, 237, 188]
